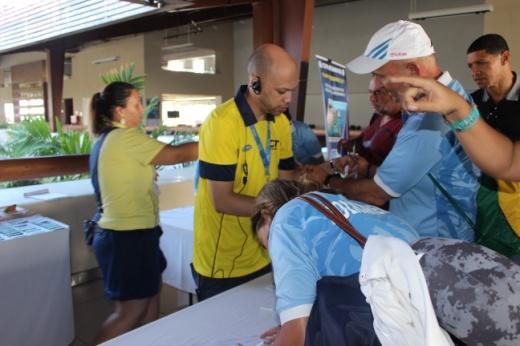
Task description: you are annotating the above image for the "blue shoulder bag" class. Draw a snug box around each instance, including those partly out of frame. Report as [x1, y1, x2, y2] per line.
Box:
[83, 128, 114, 246]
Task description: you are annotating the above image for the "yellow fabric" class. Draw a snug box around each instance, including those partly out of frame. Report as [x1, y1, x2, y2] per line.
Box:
[193, 98, 293, 278]
[98, 126, 165, 230]
[497, 180, 520, 236]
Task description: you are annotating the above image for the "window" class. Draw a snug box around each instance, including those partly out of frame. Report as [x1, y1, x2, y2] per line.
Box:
[161, 95, 220, 127]
[161, 47, 216, 74]
[4, 103, 14, 124]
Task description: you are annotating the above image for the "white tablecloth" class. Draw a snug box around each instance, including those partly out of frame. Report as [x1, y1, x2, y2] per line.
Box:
[102, 273, 278, 346]
[0, 215, 74, 346]
[159, 206, 197, 293]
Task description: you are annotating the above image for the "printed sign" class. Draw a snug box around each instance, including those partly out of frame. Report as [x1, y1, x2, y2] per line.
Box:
[315, 55, 349, 159]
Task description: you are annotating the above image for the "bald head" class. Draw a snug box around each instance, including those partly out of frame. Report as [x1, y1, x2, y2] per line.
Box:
[245, 44, 299, 118]
[247, 44, 298, 78]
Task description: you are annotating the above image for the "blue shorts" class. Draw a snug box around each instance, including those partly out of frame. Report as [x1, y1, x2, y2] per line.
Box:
[93, 225, 167, 301]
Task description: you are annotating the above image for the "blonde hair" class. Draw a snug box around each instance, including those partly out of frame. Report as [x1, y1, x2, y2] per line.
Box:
[251, 179, 322, 233]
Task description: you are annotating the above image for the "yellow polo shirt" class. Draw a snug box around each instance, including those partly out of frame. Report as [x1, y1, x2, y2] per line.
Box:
[97, 125, 165, 230]
[193, 85, 295, 278]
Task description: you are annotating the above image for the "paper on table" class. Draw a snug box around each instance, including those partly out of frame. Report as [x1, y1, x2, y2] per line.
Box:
[0, 216, 67, 240]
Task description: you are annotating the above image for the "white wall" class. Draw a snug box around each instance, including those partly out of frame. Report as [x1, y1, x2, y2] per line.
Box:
[233, 19, 253, 89]
[0, 0, 505, 129]
[143, 22, 236, 101]
[59, 22, 237, 121]
[233, 0, 486, 128]
[63, 34, 145, 120]
[311, 0, 486, 127]
[485, 0, 520, 70]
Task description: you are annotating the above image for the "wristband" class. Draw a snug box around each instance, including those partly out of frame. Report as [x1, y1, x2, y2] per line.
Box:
[448, 105, 480, 132]
[324, 173, 340, 186]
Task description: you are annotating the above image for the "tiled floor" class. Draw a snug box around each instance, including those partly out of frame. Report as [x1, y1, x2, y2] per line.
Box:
[71, 277, 186, 345]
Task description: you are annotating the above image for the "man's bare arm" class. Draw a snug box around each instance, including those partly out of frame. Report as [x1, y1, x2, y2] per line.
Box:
[305, 164, 390, 206]
[150, 141, 198, 166]
[208, 180, 255, 216]
[269, 317, 308, 346]
[390, 75, 520, 181]
[328, 176, 391, 206]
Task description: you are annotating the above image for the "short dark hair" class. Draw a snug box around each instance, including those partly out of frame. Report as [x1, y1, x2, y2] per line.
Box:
[467, 34, 510, 55]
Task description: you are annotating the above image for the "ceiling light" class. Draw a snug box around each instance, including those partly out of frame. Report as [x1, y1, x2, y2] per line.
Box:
[162, 43, 194, 51]
[409, 4, 493, 20]
[91, 56, 120, 64]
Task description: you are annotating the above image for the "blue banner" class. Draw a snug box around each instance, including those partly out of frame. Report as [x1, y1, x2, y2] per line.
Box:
[315, 55, 349, 160]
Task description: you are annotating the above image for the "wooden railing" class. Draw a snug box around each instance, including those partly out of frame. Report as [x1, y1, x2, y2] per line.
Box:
[0, 155, 89, 182]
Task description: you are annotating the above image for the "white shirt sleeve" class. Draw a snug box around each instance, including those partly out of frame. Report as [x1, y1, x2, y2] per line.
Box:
[279, 304, 314, 325]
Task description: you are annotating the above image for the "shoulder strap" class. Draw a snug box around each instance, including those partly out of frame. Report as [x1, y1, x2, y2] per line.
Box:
[298, 192, 366, 247]
[89, 128, 115, 221]
[427, 172, 476, 230]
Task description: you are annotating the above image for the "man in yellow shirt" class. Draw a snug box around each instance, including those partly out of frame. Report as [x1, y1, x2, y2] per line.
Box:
[192, 44, 299, 300]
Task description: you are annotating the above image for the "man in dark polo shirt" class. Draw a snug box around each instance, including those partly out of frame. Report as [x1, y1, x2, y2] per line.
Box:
[467, 34, 520, 258]
[467, 34, 520, 140]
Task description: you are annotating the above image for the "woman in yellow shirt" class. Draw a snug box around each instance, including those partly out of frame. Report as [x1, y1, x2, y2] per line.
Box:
[88, 81, 197, 343]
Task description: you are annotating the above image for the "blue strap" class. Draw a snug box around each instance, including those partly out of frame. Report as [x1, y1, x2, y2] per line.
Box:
[89, 128, 115, 222]
[249, 122, 271, 177]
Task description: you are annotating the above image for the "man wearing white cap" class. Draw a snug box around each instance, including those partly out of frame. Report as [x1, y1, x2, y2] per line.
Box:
[310, 20, 480, 241]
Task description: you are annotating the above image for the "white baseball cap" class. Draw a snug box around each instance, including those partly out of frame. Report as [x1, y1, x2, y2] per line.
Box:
[346, 20, 435, 74]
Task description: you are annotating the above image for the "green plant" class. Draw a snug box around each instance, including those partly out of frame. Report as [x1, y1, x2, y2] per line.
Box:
[55, 118, 92, 154]
[0, 117, 58, 158]
[149, 124, 169, 139]
[101, 63, 146, 91]
[0, 117, 93, 187]
[0, 117, 92, 158]
[101, 63, 158, 127]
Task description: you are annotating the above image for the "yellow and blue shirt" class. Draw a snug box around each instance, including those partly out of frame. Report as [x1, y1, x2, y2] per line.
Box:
[97, 124, 165, 231]
[193, 85, 295, 278]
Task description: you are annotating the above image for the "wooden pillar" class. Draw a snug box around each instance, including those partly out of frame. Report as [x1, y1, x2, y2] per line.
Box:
[45, 43, 65, 131]
[252, 1, 274, 47]
[252, 0, 314, 122]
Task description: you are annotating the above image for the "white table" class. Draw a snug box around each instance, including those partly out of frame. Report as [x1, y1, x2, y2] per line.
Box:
[159, 206, 197, 294]
[0, 215, 74, 346]
[102, 273, 278, 346]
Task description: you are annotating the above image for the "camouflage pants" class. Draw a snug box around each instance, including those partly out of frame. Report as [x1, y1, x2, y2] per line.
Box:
[412, 237, 520, 346]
